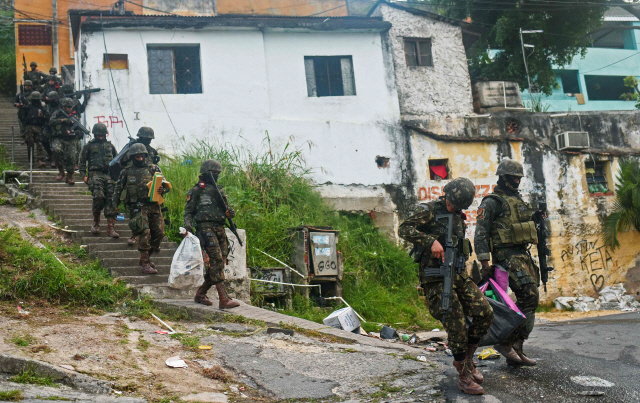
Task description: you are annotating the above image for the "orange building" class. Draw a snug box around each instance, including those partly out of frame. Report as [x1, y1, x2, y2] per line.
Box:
[14, 0, 348, 87]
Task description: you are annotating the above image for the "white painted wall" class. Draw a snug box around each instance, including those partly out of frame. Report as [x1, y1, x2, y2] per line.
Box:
[79, 27, 404, 188]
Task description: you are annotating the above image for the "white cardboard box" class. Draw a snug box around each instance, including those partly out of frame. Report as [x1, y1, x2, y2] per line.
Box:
[322, 307, 361, 332]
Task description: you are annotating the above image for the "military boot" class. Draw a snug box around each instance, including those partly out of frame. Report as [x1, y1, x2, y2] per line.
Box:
[139, 251, 157, 275]
[90, 212, 100, 234]
[453, 360, 484, 395]
[56, 166, 65, 181]
[106, 219, 120, 238]
[513, 338, 536, 366]
[465, 344, 483, 384]
[66, 171, 75, 185]
[494, 343, 523, 365]
[127, 235, 138, 246]
[194, 281, 214, 306]
[147, 248, 157, 269]
[216, 283, 240, 309]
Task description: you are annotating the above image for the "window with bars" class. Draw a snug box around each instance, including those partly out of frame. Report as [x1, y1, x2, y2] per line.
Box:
[18, 24, 52, 46]
[147, 45, 202, 94]
[585, 160, 611, 195]
[403, 38, 432, 67]
[304, 56, 356, 97]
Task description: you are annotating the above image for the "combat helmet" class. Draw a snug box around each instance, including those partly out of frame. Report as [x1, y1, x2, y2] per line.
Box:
[129, 143, 148, 158]
[24, 80, 33, 87]
[29, 91, 41, 100]
[49, 67, 57, 74]
[30, 61, 37, 67]
[443, 177, 476, 211]
[137, 127, 154, 139]
[200, 159, 222, 174]
[92, 123, 108, 136]
[61, 84, 74, 95]
[495, 159, 524, 177]
[47, 91, 59, 102]
[60, 98, 75, 108]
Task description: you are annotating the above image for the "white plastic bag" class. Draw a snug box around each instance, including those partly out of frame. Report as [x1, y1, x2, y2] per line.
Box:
[168, 228, 205, 289]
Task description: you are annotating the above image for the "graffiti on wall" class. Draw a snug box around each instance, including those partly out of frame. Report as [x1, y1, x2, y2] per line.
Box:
[561, 239, 614, 292]
[94, 116, 124, 128]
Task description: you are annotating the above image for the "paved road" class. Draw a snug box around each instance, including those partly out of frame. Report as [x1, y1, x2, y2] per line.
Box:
[437, 313, 640, 402]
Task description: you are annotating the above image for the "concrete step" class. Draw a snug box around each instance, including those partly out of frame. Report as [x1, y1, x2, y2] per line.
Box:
[98, 249, 175, 259]
[116, 275, 170, 285]
[103, 257, 172, 267]
[80, 235, 171, 245]
[65, 220, 132, 229]
[134, 284, 199, 300]
[111, 265, 171, 277]
[86, 241, 175, 251]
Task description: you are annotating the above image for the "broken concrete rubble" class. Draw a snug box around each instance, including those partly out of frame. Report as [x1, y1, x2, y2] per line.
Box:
[553, 283, 640, 312]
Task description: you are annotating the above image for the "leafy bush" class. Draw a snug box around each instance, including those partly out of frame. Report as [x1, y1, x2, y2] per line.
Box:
[603, 158, 640, 249]
[0, 11, 15, 95]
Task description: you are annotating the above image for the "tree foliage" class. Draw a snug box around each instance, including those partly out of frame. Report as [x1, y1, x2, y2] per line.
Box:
[0, 10, 15, 95]
[422, 0, 608, 95]
[602, 159, 640, 249]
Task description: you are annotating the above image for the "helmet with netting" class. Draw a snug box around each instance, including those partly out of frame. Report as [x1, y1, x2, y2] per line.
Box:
[47, 91, 59, 102]
[49, 67, 57, 74]
[200, 159, 222, 174]
[443, 177, 476, 211]
[129, 143, 148, 157]
[30, 61, 37, 67]
[92, 123, 108, 136]
[61, 98, 75, 108]
[137, 127, 155, 139]
[24, 80, 33, 87]
[496, 159, 524, 177]
[30, 91, 41, 100]
[61, 84, 74, 94]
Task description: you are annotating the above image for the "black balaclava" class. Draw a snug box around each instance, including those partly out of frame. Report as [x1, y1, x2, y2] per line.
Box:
[31, 99, 40, 106]
[133, 156, 146, 167]
[498, 175, 520, 195]
[139, 138, 152, 146]
[95, 135, 106, 143]
[201, 172, 219, 184]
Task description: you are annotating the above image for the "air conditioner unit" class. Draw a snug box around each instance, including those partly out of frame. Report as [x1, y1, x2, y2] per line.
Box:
[555, 131, 590, 151]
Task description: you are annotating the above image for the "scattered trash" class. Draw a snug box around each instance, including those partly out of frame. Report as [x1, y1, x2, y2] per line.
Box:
[404, 389, 414, 395]
[432, 328, 440, 332]
[168, 229, 205, 290]
[416, 355, 427, 362]
[151, 314, 177, 334]
[380, 325, 400, 340]
[444, 349, 452, 356]
[59, 364, 75, 371]
[426, 347, 437, 352]
[116, 213, 125, 221]
[155, 330, 169, 335]
[16, 305, 29, 315]
[198, 346, 212, 350]
[323, 307, 361, 332]
[576, 391, 605, 396]
[478, 348, 501, 360]
[114, 391, 122, 395]
[166, 356, 188, 368]
[401, 334, 411, 342]
[266, 328, 294, 336]
[239, 386, 245, 391]
[408, 334, 418, 344]
[570, 376, 615, 388]
[554, 284, 640, 312]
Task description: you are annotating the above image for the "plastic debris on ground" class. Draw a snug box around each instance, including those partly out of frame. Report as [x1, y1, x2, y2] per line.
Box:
[432, 328, 440, 332]
[553, 284, 640, 312]
[155, 330, 169, 335]
[416, 355, 427, 362]
[444, 349, 452, 356]
[166, 356, 188, 368]
[478, 347, 501, 360]
[380, 325, 399, 340]
[17, 305, 29, 315]
[266, 328, 294, 336]
[322, 307, 361, 332]
[408, 334, 418, 344]
[198, 345, 212, 350]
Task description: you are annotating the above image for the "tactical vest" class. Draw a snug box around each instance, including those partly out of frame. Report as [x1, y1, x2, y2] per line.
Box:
[483, 193, 537, 248]
[24, 105, 42, 125]
[124, 165, 156, 205]
[51, 110, 75, 139]
[194, 185, 227, 225]
[87, 141, 115, 171]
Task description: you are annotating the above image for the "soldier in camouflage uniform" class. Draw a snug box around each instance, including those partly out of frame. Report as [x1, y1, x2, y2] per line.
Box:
[113, 143, 170, 274]
[50, 98, 79, 184]
[184, 159, 240, 309]
[79, 123, 120, 238]
[42, 75, 62, 99]
[399, 178, 493, 395]
[22, 91, 47, 168]
[474, 159, 538, 366]
[42, 91, 61, 164]
[14, 80, 34, 134]
[48, 67, 63, 86]
[23, 62, 46, 88]
[61, 84, 91, 167]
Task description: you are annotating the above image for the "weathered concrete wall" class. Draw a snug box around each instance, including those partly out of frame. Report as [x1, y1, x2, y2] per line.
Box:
[144, 0, 216, 16]
[372, 3, 474, 135]
[408, 127, 640, 302]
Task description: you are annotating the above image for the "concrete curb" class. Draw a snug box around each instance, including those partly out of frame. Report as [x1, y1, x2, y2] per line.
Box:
[0, 353, 112, 395]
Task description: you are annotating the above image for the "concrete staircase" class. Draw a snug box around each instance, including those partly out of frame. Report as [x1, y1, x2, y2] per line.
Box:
[0, 97, 184, 298]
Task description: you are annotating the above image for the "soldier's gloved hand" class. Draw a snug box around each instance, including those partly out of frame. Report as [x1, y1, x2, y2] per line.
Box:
[431, 240, 445, 262]
[479, 260, 492, 285]
[83, 176, 88, 185]
[226, 208, 235, 219]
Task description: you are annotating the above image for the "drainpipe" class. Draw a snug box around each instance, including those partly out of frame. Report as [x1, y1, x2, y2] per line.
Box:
[51, 0, 59, 71]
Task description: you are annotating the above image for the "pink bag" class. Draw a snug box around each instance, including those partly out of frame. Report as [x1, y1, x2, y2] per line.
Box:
[480, 278, 525, 318]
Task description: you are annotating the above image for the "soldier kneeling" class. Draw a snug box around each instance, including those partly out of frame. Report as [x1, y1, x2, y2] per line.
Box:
[184, 159, 240, 309]
[399, 178, 494, 395]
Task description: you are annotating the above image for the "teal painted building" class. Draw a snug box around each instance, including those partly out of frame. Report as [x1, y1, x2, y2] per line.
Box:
[522, 7, 640, 112]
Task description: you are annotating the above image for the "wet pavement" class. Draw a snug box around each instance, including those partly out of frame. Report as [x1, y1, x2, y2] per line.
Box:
[436, 312, 640, 402]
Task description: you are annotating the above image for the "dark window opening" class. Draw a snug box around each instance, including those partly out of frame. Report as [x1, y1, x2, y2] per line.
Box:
[557, 70, 580, 94]
[147, 45, 202, 94]
[584, 75, 628, 101]
[18, 24, 52, 46]
[304, 56, 355, 97]
[429, 159, 450, 180]
[585, 161, 610, 195]
[103, 54, 128, 70]
[376, 156, 390, 168]
[404, 38, 433, 67]
[590, 22, 626, 49]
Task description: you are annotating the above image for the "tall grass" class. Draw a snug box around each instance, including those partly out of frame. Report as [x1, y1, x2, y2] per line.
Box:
[161, 137, 437, 331]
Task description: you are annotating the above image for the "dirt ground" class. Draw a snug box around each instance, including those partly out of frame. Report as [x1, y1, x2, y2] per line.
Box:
[536, 309, 631, 321]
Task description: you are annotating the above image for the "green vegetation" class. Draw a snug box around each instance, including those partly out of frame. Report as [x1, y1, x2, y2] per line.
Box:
[0, 10, 15, 95]
[161, 138, 437, 331]
[0, 145, 16, 172]
[10, 369, 57, 387]
[8, 334, 35, 347]
[0, 390, 23, 402]
[169, 333, 200, 351]
[603, 159, 640, 249]
[621, 76, 640, 109]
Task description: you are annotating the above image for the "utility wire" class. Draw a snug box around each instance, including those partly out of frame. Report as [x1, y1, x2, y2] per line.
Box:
[581, 50, 640, 73]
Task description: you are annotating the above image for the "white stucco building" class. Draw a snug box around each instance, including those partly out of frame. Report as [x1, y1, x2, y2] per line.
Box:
[71, 3, 477, 234]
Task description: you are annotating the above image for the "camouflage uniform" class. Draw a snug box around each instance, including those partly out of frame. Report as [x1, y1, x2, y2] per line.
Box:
[50, 99, 79, 175]
[79, 127, 118, 220]
[122, 127, 160, 167]
[42, 91, 61, 161]
[14, 82, 34, 134]
[474, 159, 539, 366]
[22, 92, 47, 165]
[24, 63, 47, 87]
[61, 84, 89, 163]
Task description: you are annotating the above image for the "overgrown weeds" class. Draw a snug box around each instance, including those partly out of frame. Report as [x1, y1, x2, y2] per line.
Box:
[0, 390, 23, 402]
[10, 369, 57, 387]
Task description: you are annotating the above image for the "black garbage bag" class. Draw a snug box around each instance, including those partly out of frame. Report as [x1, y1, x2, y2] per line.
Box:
[380, 325, 399, 340]
[478, 298, 526, 347]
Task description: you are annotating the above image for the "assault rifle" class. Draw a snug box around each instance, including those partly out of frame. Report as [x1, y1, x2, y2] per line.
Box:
[59, 109, 90, 135]
[421, 214, 466, 322]
[534, 202, 553, 292]
[22, 54, 27, 72]
[109, 137, 137, 180]
[74, 88, 102, 98]
[208, 171, 243, 246]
